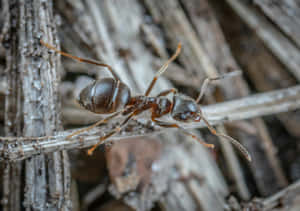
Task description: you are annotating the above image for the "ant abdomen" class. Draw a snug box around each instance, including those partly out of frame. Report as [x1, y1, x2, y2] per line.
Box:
[78, 78, 131, 114]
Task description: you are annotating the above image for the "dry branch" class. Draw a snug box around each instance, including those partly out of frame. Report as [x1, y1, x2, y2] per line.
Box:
[0, 85, 299, 161]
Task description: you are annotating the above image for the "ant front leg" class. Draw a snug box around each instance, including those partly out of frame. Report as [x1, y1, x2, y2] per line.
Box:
[151, 118, 214, 149]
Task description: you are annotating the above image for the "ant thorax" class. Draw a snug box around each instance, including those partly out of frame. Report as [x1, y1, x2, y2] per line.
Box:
[128, 95, 172, 118]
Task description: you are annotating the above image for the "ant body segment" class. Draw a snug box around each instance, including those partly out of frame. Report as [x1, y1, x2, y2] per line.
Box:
[40, 40, 251, 161]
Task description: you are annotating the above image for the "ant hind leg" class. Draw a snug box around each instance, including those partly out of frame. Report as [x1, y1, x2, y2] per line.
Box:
[40, 40, 121, 81]
[67, 111, 122, 139]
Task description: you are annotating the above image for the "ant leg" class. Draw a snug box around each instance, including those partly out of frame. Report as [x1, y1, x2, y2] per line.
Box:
[145, 43, 182, 96]
[40, 40, 121, 81]
[156, 88, 178, 97]
[87, 109, 143, 155]
[196, 71, 242, 103]
[67, 111, 122, 139]
[152, 118, 214, 148]
[87, 128, 120, 155]
[198, 111, 251, 162]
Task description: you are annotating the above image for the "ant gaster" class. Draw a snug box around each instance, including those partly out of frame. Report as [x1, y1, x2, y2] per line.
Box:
[40, 40, 251, 161]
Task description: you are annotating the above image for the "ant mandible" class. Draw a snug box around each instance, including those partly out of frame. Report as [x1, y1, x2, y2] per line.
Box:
[40, 40, 251, 162]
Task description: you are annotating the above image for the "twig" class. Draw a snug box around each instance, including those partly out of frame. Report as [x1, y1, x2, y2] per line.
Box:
[0, 85, 299, 161]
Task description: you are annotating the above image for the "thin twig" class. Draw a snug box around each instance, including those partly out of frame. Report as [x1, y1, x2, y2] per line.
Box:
[0, 85, 299, 161]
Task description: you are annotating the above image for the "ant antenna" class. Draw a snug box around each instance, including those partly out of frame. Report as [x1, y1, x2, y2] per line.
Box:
[40, 39, 121, 81]
[198, 111, 252, 162]
[196, 71, 242, 104]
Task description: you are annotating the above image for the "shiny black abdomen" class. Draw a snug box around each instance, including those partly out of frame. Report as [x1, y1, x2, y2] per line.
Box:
[79, 78, 131, 114]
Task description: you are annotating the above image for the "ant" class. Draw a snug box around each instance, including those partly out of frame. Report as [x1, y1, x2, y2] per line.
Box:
[40, 40, 251, 162]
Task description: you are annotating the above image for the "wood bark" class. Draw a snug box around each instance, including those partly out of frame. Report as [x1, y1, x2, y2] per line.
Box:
[1, 1, 71, 210]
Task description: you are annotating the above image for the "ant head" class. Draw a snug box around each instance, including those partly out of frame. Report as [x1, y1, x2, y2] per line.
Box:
[171, 95, 201, 122]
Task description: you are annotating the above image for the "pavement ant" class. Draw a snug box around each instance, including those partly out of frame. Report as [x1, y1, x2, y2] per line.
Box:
[40, 40, 251, 161]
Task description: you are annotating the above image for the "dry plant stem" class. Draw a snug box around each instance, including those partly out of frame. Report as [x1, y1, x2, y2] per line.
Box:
[0, 85, 299, 161]
[2, 1, 71, 210]
[226, 0, 300, 81]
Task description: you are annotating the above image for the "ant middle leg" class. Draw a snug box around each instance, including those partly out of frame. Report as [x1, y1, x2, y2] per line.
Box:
[145, 43, 182, 96]
[87, 108, 144, 155]
[67, 105, 136, 139]
[151, 118, 214, 148]
[196, 71, 242, 103]
[40, 40, 121, 81]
